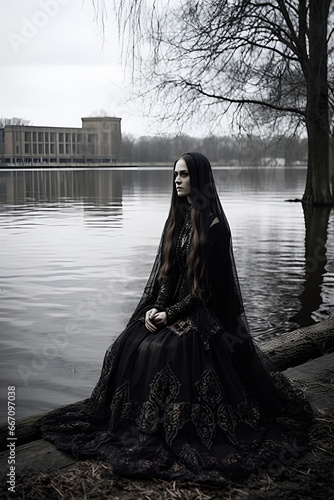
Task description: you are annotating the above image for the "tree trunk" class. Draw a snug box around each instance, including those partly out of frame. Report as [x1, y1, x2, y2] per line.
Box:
[304, 121, 333, 204]
[330, 134, 334, 197]
[302, 0, 333, 205]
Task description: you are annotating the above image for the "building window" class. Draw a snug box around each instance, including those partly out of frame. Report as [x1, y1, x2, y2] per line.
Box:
[38, 144, 43, 154]
[45, 144, 49, 154]
[77, 134, 82, 142]
[66, 144, 70, 154]
[50, 144, 55, 154]
[33, 144, 37, 154]
[72, 133, 76, 142]
[25, 132, 31, 141]
[59, 144, 64, 154]
[25, 143, 30, 154]
[45, 132, 49, 142]
[50, 132, 55, 142]
[88, 134, 96, 155]
[38, 132, 43, 142]
[16, 146, 19, 154]
[65, 133, 71, 143]
[72, 144, 76, 154]
[77, 144, 81, 154]
[59, 133, 64, 142]
[33, 132, 37, 142]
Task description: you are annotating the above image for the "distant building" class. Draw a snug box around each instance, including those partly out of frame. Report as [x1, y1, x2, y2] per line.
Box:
[260, 157, 286, 167]
[0, 117, 122, 166]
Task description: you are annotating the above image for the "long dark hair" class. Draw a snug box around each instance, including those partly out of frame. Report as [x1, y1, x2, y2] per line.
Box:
[158, 152, 225, 298]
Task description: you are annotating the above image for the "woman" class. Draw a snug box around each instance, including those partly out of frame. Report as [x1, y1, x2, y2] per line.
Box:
[42, 152, 312, 483]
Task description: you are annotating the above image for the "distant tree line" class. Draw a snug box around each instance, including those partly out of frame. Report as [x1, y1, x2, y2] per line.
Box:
[0, 117, 31, 127]
[122, 134, 308, 166]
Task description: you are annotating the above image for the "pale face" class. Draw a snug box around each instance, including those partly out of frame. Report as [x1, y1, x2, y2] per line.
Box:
[174, 158, 191, 201]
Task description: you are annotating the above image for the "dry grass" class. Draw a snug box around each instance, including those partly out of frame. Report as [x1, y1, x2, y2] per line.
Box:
[2, 415, 333, 500]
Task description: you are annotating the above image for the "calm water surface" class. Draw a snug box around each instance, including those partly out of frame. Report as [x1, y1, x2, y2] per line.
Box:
[0, 167, 333, 421]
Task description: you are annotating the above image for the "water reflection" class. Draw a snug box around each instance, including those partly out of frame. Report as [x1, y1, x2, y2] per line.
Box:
[213, 165, 306, 194]
[121, 168, 173, 196]
[0, 169, 124, 227]
[290, 205, 331, 326]
[0, 169, 122, 203]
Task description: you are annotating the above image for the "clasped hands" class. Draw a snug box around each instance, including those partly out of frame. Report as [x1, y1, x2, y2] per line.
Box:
[145, 308, 167, 333]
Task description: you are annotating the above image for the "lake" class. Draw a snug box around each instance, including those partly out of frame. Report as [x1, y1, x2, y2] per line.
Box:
[0, 166, 333, 421]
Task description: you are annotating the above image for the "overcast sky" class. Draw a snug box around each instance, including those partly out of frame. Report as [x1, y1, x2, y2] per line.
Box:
[0, 0, 165, 136]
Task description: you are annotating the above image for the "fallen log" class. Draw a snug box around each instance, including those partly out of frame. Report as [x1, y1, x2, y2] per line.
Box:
[259, 315, 334, 371]
[0, 401, 84, 452]
[0, 439, 77, 479]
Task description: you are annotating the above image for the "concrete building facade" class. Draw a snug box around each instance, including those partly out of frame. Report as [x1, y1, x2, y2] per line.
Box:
[0, 117, 122, 166]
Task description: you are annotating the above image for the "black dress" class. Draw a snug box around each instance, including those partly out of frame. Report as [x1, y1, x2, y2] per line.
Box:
[41, 203, 312, 483]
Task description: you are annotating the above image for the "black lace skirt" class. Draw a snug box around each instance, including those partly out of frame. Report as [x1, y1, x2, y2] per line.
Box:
[41, 320, 313, 483]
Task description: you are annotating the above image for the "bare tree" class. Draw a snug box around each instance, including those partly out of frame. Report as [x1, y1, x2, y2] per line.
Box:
[108, 0, 334, 205]
[0, 117, 31, 127]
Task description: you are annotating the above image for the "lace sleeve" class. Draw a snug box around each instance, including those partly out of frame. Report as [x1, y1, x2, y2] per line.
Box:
[153, 276, 174, 311]
[165, 294, 200, 324]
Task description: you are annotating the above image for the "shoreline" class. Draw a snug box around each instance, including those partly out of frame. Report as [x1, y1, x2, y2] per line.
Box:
[0, 162, 308, 170]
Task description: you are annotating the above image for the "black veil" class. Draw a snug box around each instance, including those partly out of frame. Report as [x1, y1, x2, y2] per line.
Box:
[128, 152, 252, 357]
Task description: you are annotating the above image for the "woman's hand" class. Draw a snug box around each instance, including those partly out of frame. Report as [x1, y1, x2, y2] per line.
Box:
[145, 308, 167, 332]
[153, 311, 167, 326]
[145, 308, 159, 332]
